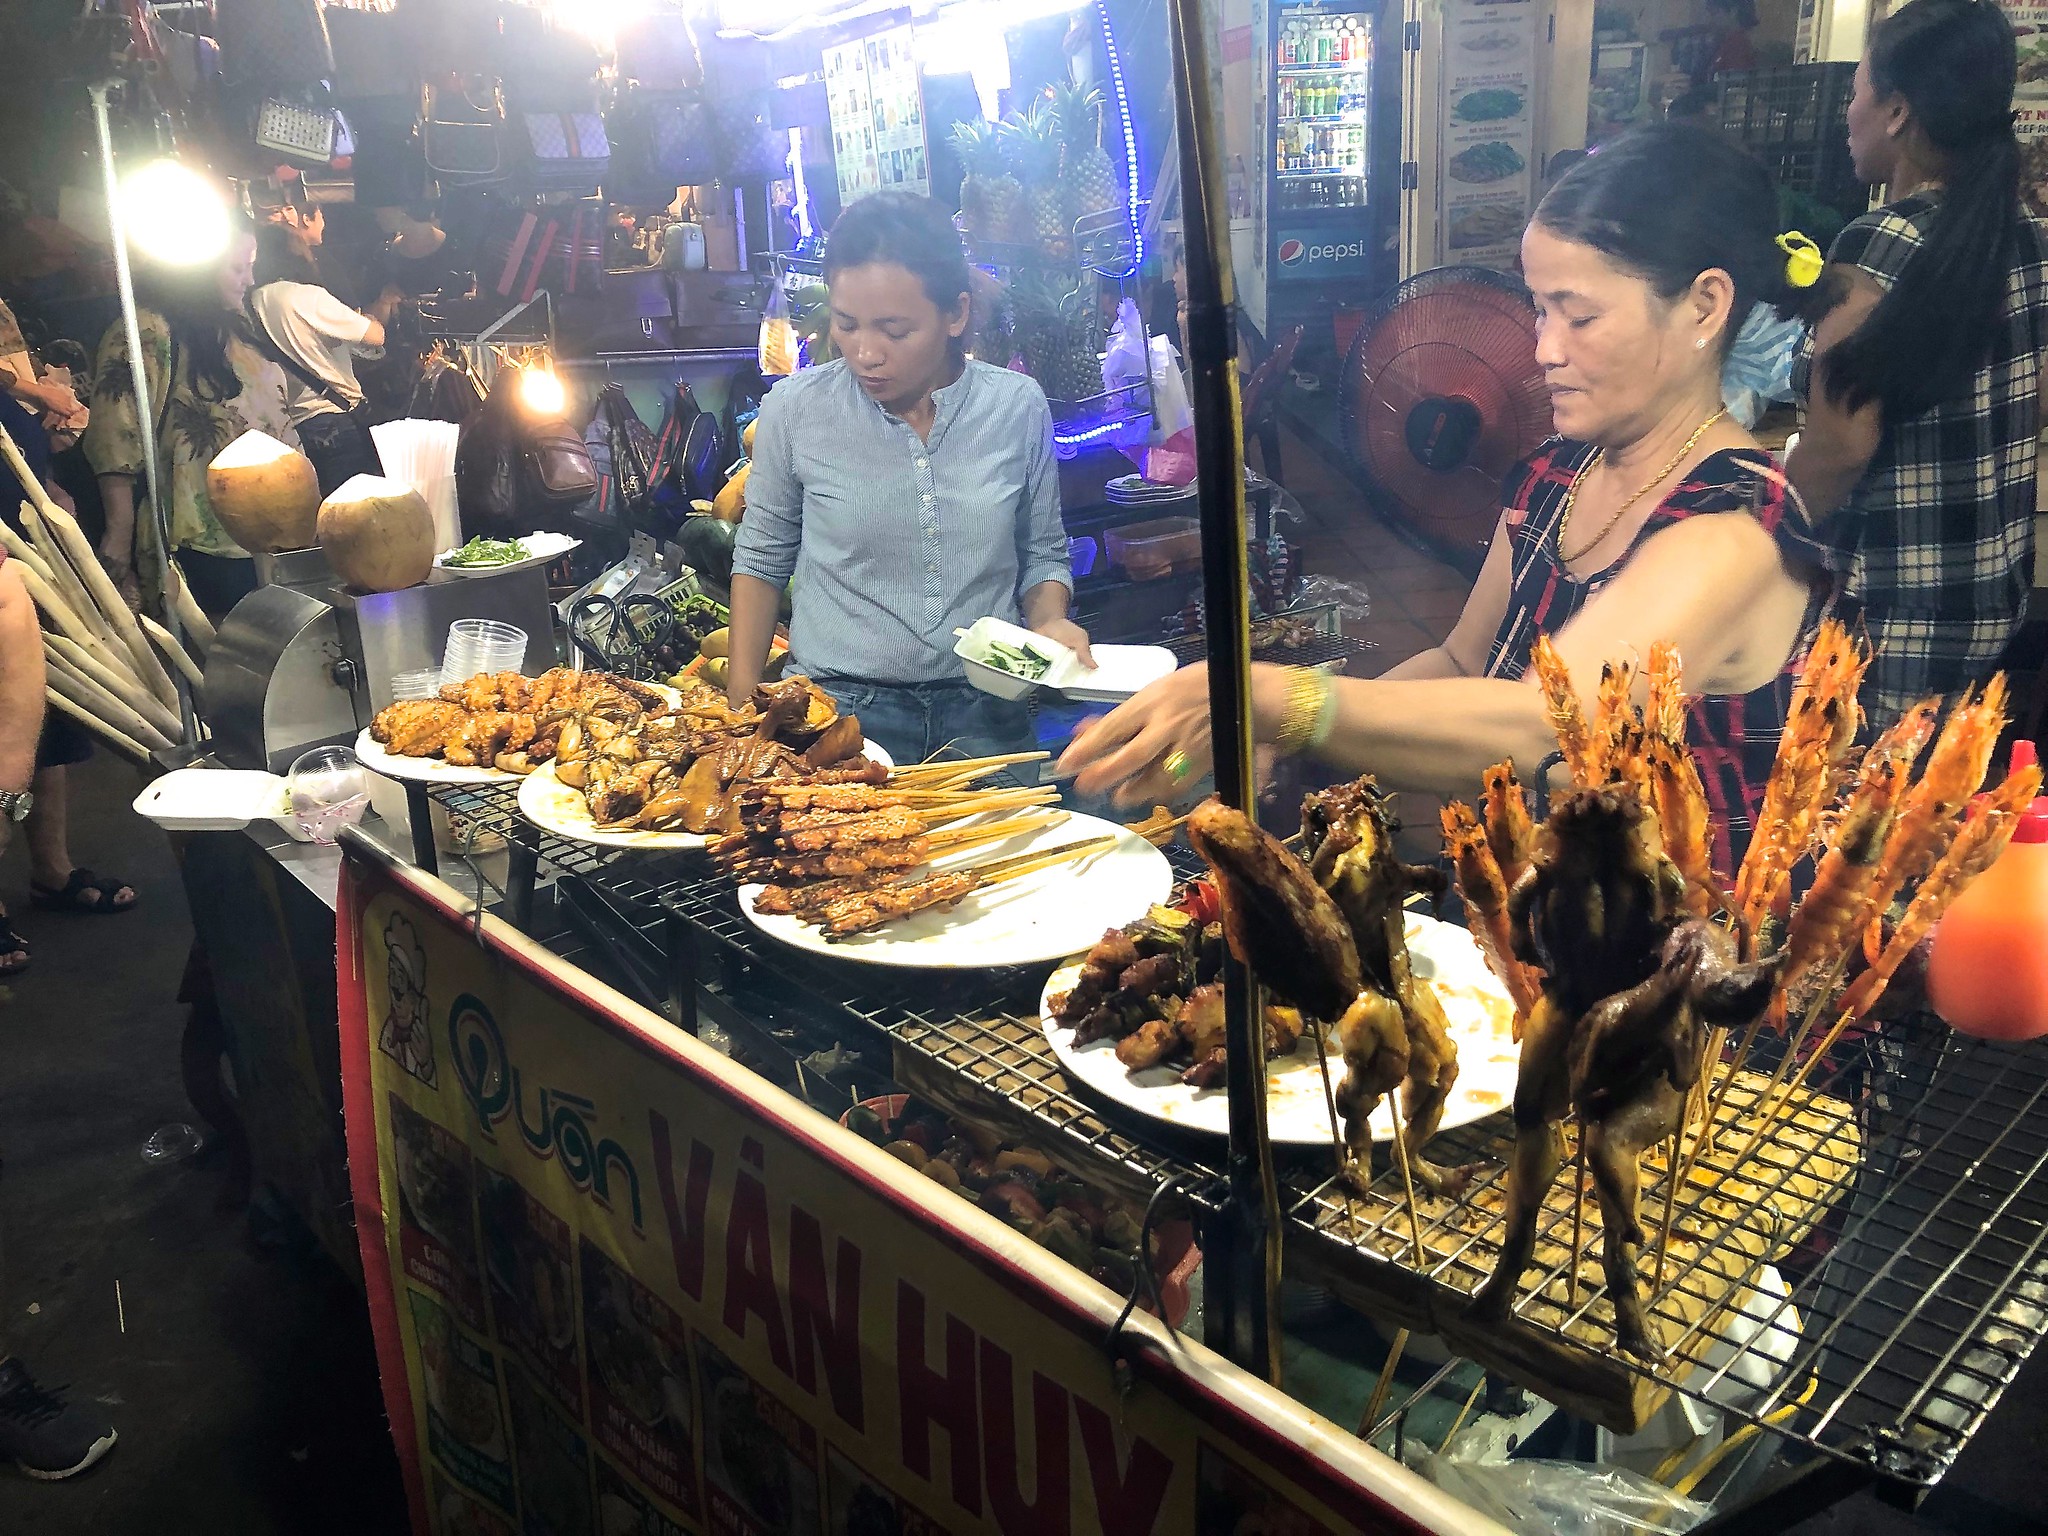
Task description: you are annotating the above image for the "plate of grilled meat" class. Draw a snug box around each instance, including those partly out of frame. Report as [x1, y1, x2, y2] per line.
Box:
[732, 792, 1172, 968]
[1043, 783, 1517, 1162]
[360, 668, 679, 785]
[517, 677, 893, 850]
[1042, 907, 1517, 1145]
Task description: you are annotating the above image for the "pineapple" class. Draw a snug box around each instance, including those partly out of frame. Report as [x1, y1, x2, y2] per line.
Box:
[1011, 271, 1102, 404]
[950, 119, 1022, 252]
[1049, 82, 1120, 231]
[1008, 99, 1071, 258]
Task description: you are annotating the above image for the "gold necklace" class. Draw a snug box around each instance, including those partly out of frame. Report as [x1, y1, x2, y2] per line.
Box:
[1556, 407, 1729, 566]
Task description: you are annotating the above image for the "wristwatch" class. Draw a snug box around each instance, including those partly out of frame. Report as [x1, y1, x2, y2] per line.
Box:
[0, 789, 33, 824]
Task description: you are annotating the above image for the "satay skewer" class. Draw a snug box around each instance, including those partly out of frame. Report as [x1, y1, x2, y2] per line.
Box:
[888, 751, 1050, 786]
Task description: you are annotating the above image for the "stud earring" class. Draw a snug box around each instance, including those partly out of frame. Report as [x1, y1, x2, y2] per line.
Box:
[1695, 337, 1708, 351]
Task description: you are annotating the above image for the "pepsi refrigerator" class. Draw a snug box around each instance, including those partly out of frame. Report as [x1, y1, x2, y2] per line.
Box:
[1260, 0, 1404, 354]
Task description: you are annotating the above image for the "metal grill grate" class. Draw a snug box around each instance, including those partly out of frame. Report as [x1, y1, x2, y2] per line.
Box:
[1166, 629, 1373, 670]
[431, 777, 2048, 1485]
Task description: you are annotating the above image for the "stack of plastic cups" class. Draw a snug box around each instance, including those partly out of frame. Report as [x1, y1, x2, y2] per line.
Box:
[441, 619, 528, 686]
[389, 668, 443, 702]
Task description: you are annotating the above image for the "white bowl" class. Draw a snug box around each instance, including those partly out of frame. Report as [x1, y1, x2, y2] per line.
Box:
[954, 616, 1178, 705]
[954, 616, 1073, 700]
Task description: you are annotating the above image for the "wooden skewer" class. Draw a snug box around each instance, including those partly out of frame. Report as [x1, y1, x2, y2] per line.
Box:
[1653, 1126, 1682, 1292]
[965, 831, 1113, 887]
[45, 688, 148, 763]
[890, 750, 1050, 784]
[1359, 1330, 1410, 1442]
[1568, 1118, 1587, 1310]
[1730, 1006, 1859, 1170]
[1385, 1090, 1427, 1269]
[912, 789, 1060, 827]
[925, 811, 1066, 852]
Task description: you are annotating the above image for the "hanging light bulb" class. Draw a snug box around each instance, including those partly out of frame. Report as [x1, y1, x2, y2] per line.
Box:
[120, 159, 231, 267]
[519, 364, 566, 416]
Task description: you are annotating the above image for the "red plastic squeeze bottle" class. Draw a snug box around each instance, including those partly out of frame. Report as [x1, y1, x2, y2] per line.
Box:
[1927, 740, 2048, 1040]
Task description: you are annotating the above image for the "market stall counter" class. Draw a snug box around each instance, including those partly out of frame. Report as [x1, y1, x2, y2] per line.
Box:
[335, 825, 1507, 1536]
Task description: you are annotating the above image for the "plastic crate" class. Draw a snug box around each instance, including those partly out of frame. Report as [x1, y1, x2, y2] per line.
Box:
[1715, 63, 1856, 148]
[1716, 64, 1865, 223]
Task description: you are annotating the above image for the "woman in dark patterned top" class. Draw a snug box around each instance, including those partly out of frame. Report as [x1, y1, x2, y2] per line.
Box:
[1063, 127, 1834, 874]
[1787, 0, 2048, 730]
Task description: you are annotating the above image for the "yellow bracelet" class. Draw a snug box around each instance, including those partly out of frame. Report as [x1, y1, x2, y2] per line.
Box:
[1272, 666, 1336, 757]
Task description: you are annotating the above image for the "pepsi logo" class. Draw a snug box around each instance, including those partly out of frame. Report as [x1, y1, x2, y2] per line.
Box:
[1278, 238, 1306, 266]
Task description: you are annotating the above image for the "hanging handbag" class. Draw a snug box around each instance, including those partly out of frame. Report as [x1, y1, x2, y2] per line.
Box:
[516, 112, 611, 196]
[612, 88, 719, 202]
[714, 91, 785, 184]
[518, 413, 600, 516]
[455, 375, 523, 530]
[215, 0, 333, 87]
[423, 78, 506, 186]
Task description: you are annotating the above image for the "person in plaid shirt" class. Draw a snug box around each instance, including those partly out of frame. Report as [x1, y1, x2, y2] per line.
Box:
[1788, 0, 2048, 730]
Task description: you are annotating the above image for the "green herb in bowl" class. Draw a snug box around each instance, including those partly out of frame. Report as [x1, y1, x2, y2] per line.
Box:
[442, 536, 530, 568]
[983, 639, 1054, 680]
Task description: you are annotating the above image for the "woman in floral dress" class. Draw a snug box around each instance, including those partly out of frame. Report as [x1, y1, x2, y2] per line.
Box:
[83, 218, 298, 619]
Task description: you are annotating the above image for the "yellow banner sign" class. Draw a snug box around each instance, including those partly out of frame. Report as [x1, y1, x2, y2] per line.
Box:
[338, 843, 1489, 1536]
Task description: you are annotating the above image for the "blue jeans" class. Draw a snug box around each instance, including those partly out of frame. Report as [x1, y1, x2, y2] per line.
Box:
[811, 676, 1037, 770]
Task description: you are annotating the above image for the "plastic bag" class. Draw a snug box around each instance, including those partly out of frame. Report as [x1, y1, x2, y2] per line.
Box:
[1102, 298, 1148, 393]
[1143, 427, 1198, 487]
[1720, 301, 1805, 429]
[1411, 1443, 1710, 1536]
[758, 281, 798, 378]
[1145, 335, 1195, 440]
[1296, 572, 1371, 623]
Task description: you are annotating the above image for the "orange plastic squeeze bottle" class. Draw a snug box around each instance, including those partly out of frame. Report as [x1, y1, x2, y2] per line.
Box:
[1927, 740, 2048, 1040]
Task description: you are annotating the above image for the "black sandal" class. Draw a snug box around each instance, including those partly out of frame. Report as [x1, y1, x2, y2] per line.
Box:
[29, 869, 138, 916]
[0, 909, 28, 975]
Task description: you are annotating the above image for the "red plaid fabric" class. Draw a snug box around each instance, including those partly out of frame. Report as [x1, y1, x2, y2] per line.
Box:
[1484, 441, 1835, 879]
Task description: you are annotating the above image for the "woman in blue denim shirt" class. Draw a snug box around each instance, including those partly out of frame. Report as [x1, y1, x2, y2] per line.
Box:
[726, 194, 1093, 766]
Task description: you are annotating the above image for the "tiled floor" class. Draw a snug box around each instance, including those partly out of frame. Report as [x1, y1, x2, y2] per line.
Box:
[1259, 423, 1476, 673]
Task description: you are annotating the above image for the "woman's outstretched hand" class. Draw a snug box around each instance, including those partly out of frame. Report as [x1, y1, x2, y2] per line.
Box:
[1057, 662, 1217, 804]
[1031, 615, 1097, 669]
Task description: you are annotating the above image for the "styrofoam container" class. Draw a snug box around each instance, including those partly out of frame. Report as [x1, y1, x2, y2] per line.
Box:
[133, 768, 290, 832]
[953, 617, 1178, 704]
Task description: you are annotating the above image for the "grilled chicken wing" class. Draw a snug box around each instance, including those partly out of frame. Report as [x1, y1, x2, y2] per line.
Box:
[372, 699, 469, 757]
[1300, 778, 1448, 992]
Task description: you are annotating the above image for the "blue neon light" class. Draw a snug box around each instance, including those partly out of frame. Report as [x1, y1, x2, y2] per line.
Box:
[1054, 417, 1129, 447]
[1096, 0, 1144, 279]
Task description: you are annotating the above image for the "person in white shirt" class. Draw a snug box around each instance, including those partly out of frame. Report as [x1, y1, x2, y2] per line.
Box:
[247, 221, 399, 494]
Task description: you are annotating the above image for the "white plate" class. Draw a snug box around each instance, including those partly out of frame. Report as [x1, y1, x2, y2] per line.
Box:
[1058, 644, 1180, 704]
[434, 533, 580, 577]
[1040, 912, 1520, 1145]
[355, 727, 516, 785]
[953, 616, 1177, 705]
[738, 810, 1171, 969]
[520, 739, 895, 851]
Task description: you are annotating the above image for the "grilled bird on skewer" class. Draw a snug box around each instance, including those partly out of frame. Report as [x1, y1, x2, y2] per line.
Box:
[1468, 920, 1779, 1358]
[1296, 780, 1463, 1193]
[1185, 799, 1363, 1022]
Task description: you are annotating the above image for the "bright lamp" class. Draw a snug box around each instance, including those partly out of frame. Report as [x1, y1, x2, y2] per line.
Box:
[120, 159, 230, 267]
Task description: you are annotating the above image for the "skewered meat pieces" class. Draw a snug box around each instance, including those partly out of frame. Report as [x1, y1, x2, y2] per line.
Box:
[819, 870, 978, 936]
[1173, 984, 1308, 1087]
[1509, 786, 1690, 1014]
[1328, 905, 1464, 1194]
[1186, 798, 1363, 1023]
[1300, 777, 1447, 994]
[780, 807, 926, 852]
[1469, 921, 1780, 1358]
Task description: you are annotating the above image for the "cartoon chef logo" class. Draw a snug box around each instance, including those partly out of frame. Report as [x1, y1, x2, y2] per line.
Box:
[379, 913, 436, 1086]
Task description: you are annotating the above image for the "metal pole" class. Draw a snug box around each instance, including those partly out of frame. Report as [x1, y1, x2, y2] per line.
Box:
[88, 81, 198, 748]
[1167, 0, 1283, 1384]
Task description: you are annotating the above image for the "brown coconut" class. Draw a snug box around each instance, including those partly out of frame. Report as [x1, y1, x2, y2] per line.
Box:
[205, 430, 321, 552]
[317, 473, 436, 593]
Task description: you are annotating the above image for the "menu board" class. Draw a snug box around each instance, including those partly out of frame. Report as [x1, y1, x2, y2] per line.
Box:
[1435, 0, 1539, 271]
[824, 24, 930, 207]
[2001, 1, 2048, 217]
